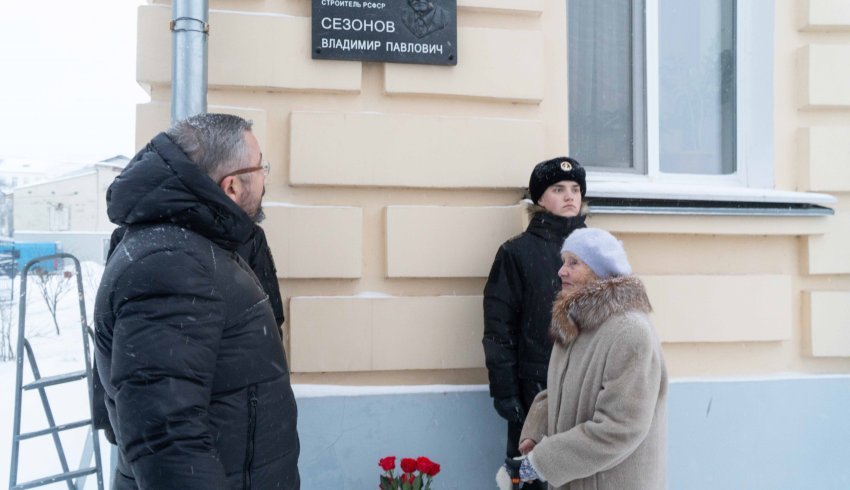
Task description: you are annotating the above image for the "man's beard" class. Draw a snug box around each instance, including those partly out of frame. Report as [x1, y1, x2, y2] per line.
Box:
[239, 185, 265, 223]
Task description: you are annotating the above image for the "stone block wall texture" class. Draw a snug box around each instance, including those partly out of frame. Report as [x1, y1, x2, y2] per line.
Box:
[133, 0, 850, 387]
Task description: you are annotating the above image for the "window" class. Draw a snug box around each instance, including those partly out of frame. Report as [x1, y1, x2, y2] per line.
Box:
[569, 0, 645, 173]
[48, 203, 70, 231]
[568, 0, 773, 188]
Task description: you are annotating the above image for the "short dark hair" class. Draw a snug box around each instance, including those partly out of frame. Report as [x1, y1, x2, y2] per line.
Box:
[166, 113, 254, 182]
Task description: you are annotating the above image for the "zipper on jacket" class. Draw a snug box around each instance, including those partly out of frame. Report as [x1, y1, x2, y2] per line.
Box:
[243, 385, 258, 490]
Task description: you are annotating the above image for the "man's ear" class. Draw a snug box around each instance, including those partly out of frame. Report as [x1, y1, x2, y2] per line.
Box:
[219, 175, 243, 204]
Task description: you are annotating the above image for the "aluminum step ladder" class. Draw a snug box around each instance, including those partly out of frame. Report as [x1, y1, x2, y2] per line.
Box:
[8, 253, 104, 490]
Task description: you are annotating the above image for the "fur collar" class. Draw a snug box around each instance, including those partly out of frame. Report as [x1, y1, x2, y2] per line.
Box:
[550, 276, 652, 346]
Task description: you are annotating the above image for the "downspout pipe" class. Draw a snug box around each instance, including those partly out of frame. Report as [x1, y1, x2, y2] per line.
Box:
[170, 0, 209, 124]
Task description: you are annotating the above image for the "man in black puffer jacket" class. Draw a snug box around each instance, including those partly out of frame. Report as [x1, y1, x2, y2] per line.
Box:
[109, 223, 285, 329]
[92, 222, 286, 443]
[94, 113, 299, 489]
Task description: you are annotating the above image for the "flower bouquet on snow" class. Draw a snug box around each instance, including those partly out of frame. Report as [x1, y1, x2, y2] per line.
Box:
[379, 456, 441, 490]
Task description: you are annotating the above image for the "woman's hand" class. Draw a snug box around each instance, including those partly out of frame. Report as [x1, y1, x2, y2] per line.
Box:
[519, 438, 536, 455]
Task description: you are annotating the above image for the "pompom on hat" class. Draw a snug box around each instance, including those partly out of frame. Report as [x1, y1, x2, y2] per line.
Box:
[528, 156, 586, 204]
[561, 228, 632, 279]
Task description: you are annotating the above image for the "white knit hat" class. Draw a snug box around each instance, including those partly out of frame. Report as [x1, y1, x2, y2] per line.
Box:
[561, 228, 632, 278]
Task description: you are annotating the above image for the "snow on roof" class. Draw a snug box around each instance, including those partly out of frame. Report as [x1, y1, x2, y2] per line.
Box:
[9, 156, 129, 191]
[0, 156, 79, 173]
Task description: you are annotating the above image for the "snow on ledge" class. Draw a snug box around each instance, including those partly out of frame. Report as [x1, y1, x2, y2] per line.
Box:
[293, 384, 488, 398]
[264, 201, 358, 209]
[670, 373, 850, 384]
[587, 181, 836, 205]
[292, 374, 850, 398]
[293, 293, 479, 299]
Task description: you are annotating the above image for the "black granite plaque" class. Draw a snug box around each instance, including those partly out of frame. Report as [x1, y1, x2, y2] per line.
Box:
[312, 0, 457, 66]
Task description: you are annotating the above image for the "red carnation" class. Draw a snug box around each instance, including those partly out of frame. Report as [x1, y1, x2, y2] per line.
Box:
[377, 454, 440, 489]
[378, 456, 396, 472]
[416, 456, 432, 472]
[416, 456, 440, 476]
[400, 457, 417, 474]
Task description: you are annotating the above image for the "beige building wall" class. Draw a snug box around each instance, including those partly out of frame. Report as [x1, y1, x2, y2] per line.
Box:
[796, 0, 850, 360]
[135, 0, 850, 384]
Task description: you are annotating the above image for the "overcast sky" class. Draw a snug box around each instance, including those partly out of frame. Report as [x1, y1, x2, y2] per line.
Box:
[0, 0, 148, 164]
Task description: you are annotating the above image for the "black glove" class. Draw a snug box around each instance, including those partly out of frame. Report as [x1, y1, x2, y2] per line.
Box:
[494, 396, 526, 423]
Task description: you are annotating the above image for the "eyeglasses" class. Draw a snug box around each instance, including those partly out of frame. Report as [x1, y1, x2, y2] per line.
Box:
[218, 159, 270, 184]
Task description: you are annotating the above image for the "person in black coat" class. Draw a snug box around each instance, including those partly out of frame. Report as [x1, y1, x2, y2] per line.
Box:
[94, 113, 299, 489]
[104, 224, 284, 329]
[482, 157, 587, 485]
[92, 223, 285, 442]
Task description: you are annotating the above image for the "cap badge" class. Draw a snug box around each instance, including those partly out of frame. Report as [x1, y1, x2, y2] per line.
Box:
[560, 161, 572, 171]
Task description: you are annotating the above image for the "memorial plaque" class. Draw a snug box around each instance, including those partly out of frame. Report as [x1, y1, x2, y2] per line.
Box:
[312, 0, 457, 66]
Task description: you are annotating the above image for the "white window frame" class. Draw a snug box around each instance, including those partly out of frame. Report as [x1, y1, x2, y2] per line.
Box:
[584, 0, 776, 193]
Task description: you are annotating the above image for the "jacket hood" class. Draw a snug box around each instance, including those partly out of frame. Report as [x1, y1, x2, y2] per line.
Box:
[550, 275, 652, 346]
[106, 132, 255, 250]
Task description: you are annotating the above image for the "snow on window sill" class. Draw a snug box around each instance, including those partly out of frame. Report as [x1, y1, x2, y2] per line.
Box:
[587, 181, 835, 215]
[584, 182, 836, 236]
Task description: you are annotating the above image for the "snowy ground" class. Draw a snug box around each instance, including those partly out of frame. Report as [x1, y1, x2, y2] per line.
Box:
[1, 261, 113, 489]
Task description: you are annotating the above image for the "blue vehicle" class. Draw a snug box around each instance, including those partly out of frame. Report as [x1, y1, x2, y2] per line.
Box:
[0, 241, 61, 275]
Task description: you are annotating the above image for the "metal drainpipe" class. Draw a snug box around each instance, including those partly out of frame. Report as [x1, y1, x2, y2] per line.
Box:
[170, 0, 209, 124]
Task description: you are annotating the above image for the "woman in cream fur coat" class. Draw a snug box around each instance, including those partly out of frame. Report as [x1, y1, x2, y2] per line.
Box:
[510, 228, 667, 490]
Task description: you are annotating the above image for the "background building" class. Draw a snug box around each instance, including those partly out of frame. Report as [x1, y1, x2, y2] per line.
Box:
[11, 156, 127, 262]
[132, 1, 850, 487]
[1, 159, 55, 236]
[0, 158, 56, 191]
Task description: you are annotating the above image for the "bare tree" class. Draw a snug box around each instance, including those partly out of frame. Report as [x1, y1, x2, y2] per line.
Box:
[80, 261, 102, 315]
[0, 256, 16, 361]
[0, 290, 13, 361]
[32, 268, 74, 335]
